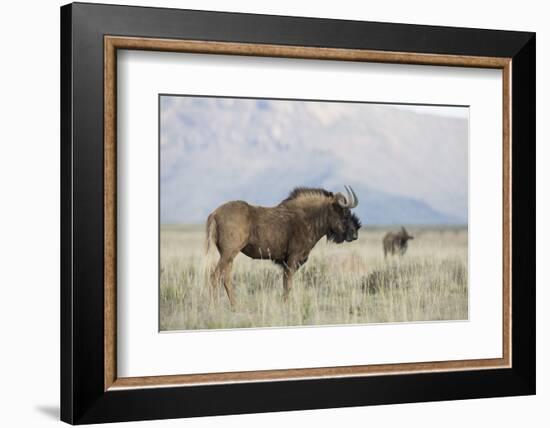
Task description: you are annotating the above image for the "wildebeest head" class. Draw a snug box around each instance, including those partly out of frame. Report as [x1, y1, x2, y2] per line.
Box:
[327, 186, 361, 243]
[400, 226, 414, 242]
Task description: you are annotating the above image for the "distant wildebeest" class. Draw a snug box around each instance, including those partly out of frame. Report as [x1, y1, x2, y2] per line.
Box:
[205, 186, 361, 306]
[383, 227, 414, 258]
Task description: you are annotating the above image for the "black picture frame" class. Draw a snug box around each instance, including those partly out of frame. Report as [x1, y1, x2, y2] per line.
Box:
[61, 2, 535, 424]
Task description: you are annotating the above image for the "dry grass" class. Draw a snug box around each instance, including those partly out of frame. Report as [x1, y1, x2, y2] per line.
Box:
[160, 225, 468, 331]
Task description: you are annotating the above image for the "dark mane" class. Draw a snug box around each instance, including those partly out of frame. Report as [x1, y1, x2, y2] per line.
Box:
[280, 187, 334, 204]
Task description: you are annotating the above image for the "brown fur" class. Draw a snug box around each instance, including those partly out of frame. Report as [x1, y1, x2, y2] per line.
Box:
[383, 226, 414, 258]
[205, 188, 360, 306]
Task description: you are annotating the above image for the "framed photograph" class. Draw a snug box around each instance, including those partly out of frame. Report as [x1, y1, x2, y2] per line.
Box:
[60, 2, 535, 424]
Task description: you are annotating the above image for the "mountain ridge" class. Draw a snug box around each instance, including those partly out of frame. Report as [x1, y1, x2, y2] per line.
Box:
[160, 97, 468, 225]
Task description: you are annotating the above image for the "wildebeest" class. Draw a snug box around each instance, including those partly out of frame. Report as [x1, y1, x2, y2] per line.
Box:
[205, 186, 361, 306]
[383, 227, 414, 258]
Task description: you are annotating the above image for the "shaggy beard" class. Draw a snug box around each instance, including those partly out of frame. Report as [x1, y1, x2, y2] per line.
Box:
[327, 233, 345, 244]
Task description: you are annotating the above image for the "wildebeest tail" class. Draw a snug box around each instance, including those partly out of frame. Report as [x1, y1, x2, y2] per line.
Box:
[205, 214, 217, 254]
[203, 214, 219, 286]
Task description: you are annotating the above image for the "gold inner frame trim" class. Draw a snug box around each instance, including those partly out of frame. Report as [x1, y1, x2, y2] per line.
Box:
[104, 35, 512, 391]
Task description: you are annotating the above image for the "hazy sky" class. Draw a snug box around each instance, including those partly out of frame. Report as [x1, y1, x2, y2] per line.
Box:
[160, 96, 468, 225]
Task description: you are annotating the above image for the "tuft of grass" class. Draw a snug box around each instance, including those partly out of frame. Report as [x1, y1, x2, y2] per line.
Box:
[160, 226, 468, 330]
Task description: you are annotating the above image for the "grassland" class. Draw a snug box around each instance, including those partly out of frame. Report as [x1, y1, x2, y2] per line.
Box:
[160, 225, 468, 331]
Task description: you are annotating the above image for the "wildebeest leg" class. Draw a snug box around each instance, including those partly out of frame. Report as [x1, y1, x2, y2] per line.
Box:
[282, 259, 299, 302]
[222, 258, 236, 308]
[209, 266, 220, 304]
[215, 251, 239, 308]
[210, 231, 247, 308]
[282, 270, 293, 302]
[210, 252, 238, 308]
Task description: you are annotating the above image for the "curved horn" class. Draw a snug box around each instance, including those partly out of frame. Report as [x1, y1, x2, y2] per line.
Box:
[345, 185, 359, 208]
[336, 191, 351, 208]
